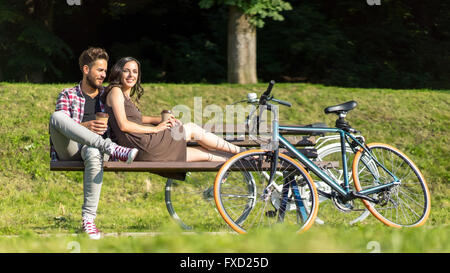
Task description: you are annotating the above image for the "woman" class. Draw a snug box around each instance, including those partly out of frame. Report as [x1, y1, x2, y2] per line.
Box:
[101, 57, 245, 178]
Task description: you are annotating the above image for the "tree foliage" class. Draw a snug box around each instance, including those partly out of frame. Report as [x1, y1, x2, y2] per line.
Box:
[199, 0, 292, 28]
[258, 0, 450, 88]
[0, 0, 448, 89]
[0, 0, 72, 82]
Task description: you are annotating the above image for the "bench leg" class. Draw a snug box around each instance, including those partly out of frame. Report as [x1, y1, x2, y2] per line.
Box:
[164, 172, 225, 231]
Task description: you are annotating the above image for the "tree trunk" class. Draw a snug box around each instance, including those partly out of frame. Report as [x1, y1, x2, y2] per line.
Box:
[227, 6, 257, 84]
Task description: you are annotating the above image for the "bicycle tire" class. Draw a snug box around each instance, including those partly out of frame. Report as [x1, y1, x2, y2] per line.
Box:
[352, 143, 431, 227]
[214, 149, 319, 234]
[315, 143, 370, 224]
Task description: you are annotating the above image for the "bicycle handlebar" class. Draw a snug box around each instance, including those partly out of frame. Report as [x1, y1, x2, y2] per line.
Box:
[264, 80, 275, 96]
[271, 97, 291, 107]
[258, 80, 291, 108]
[234, 80, 292, 108]
[239, 81, 360, 135]
[259, 80, 275, 105]
[242, 80, 294, 132]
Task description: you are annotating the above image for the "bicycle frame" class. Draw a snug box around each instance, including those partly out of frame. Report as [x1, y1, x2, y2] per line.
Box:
[268, 110, 401, 200]
[244, 96, 401, 202]
[277, 125, 400, 199]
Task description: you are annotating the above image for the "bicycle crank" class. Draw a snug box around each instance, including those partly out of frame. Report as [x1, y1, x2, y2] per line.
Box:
[331, 193, 354, 213]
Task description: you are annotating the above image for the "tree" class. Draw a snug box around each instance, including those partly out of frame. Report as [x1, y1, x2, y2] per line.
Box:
[199, 0, 292, 84]
[0, 0, 72, 82]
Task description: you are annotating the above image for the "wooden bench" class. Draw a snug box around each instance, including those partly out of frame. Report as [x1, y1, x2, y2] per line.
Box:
[49, 125, 337, 230]
[50, 135, 337, 172]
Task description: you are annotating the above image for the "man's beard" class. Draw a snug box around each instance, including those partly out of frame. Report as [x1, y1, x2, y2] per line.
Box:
[86, 74, 103, 89]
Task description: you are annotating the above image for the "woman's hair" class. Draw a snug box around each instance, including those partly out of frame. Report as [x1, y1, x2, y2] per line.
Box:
[101, 57, 144, 104]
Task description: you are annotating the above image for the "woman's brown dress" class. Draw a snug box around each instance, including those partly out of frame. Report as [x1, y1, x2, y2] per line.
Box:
[105, 98, 187, 180]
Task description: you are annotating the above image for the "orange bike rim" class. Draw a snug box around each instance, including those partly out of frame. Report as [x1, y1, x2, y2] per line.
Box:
[352, 143, 430, 228]
[214, 149, 319, 234]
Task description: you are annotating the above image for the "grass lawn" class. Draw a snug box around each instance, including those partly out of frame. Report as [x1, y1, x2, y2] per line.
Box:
[0, 82, 448, 252]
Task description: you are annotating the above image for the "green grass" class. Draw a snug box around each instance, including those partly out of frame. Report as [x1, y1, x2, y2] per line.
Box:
[0, 82, 448, 252]
[0, 224, 448, 253]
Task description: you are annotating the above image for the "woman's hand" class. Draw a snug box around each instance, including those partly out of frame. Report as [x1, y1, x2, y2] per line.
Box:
[168, 114, 182, 126]
[154, 120, 173, 132]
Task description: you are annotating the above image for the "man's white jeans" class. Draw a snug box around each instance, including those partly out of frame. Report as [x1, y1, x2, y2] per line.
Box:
[49, 111, 113, 220]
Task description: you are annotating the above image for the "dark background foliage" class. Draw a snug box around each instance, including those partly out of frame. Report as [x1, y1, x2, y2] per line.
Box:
[0, 0, 449, 89]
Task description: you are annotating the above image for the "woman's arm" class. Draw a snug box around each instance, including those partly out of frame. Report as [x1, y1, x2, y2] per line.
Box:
[106, 87, 172, 134]
[142, 113, 182, 126]
[142, 115, 162, 125]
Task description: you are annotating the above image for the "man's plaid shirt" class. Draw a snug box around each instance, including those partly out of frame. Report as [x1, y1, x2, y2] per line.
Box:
[50, 83, 105, 161]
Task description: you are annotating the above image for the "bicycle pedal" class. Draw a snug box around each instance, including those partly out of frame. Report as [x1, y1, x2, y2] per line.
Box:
[350, 191, 379, 204]
[265, 210, 277, 218]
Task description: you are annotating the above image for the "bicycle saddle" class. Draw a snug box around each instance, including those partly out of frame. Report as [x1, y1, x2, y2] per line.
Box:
[324, 101, 357, 114]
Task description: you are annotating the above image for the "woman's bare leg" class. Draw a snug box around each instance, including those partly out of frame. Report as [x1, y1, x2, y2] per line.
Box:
[186, 147, 233, 162]
[183, 122, 242, 154]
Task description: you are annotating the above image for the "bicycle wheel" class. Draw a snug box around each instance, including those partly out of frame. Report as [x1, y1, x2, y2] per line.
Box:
[165, 172, 225, 231]
[315, 143, 370, 225]
[214, 149, 319, 234]
[352, 143, 431, 227]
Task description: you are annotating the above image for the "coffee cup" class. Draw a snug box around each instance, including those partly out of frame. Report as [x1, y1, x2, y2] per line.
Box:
[161, 110, 172, 122]
[95, 112, 109, 125]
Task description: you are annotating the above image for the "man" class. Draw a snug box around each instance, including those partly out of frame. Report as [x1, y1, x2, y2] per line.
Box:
[49, 47, 138, 239]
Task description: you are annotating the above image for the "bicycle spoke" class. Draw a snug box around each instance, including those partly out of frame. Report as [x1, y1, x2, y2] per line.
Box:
[353, 144, 430, 227]
[215, 151, 318, 233]
[396, 194, 423, 218]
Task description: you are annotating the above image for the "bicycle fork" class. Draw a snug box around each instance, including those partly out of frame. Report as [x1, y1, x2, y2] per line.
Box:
[278, 173, 308, 223]
[264, 151, 309, 223]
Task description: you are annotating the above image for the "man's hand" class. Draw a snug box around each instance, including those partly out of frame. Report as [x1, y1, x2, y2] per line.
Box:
[82, 120, 107, 135]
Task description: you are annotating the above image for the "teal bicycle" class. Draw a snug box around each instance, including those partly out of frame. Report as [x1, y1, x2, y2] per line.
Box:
[213, 81, 431, 233]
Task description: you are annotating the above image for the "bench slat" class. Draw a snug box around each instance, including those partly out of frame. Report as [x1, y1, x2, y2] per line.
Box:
[50, 160, 338, 172]
[50, 123, 331, 173]
[205, 124, 324, 136]
[187, 136, 316, 147]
